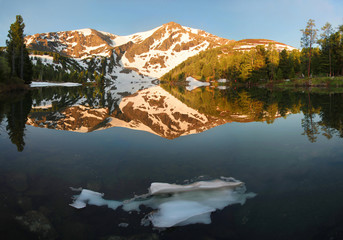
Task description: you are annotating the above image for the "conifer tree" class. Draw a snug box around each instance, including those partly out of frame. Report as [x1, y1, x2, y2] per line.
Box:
[6, 15, 33, 84]
[319, 22, 334, 76]
[301, 19, 318, 78]
[278, 49, 290, 79]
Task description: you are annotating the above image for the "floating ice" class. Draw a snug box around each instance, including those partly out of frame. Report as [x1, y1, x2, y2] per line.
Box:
[70, 189, 122, 210]
[69, 178, 256, 228]
[149, 180, 242, 195]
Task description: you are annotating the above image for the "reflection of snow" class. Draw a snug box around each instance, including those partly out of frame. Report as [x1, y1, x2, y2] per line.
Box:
[217, 86, 228, 90]
[70, 178, 256, 228]
[105, 66, 157, 102]
[117, 86, 209, 138]
[30, 82, 82, 87]
[186, 77, 210, 91]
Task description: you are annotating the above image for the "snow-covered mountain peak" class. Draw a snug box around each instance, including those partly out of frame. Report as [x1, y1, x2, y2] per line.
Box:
[25, 23, 296, 78]
[118, 22, 231, 77]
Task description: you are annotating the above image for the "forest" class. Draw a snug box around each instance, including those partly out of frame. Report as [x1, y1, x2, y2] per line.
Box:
[162, 20, 343, 84]
[29, 50, 108, 85]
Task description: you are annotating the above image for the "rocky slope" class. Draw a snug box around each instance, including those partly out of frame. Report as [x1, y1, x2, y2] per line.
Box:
[25, 22, 295, 78]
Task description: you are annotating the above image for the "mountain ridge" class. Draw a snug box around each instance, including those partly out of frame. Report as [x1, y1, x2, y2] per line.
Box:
[25, 22, 296, 78]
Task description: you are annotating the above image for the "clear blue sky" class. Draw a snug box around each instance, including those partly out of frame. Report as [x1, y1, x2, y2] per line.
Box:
[1, 0, 342, 49]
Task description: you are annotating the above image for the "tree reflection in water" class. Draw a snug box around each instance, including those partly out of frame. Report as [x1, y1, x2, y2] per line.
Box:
[0, 91, 32, 152]
[1, 85, 343, 152]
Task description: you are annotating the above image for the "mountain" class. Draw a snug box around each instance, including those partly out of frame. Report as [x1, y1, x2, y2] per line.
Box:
[25, 22, 295, 79]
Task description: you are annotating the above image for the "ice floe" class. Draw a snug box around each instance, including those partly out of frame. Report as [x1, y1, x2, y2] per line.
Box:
[69, 178, 256, 228]
[69, 189, 121, 210]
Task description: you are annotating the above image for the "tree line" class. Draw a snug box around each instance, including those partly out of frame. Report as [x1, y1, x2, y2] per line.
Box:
[162, 19, 343, 84]
[29, 47, 108, 85]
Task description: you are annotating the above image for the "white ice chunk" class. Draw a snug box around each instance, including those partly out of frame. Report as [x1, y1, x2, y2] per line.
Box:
[149, 180, 242, 195]
[70, 189, 122, 210]
[69, 178, 256, 228]
[69, 200, 86, 209]
[149, 200, 214, 228]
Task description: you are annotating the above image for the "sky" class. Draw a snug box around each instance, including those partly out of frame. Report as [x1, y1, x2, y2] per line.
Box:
[1, 0, 343, 49]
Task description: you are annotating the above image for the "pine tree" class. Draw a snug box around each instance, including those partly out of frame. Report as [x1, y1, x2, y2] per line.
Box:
[301, 19, 318, 78]
[279, 49, 290, 79]
[6, 15, 32, 84]
[319, 22, 334, 76]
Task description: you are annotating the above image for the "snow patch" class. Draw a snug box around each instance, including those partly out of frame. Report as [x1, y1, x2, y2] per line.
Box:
[77, 28, 92, 37]
[111, 26, 161, 47]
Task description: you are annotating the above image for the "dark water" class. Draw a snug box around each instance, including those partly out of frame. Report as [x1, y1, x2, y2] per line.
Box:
[1, 85, 343, 240]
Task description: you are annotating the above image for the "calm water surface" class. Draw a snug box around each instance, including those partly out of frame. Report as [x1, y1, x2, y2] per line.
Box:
[0, 84, 343, 240]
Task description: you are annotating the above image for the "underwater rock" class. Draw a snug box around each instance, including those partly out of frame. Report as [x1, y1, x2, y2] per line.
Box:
[15, 210, 57, 240]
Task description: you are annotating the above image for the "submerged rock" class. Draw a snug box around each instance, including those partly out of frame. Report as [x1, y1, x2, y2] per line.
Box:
[15, 210, 57, 240]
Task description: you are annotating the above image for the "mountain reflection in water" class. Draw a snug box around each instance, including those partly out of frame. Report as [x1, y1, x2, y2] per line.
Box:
[1, 83, 343, 151]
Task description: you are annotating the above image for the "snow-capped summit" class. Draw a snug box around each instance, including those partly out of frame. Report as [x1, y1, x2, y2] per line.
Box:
[118, 22, 232, 77]
[25, 22, 296, 78]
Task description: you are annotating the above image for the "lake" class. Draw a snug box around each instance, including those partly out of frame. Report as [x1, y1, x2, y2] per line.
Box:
[1, 82, 343, 240]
